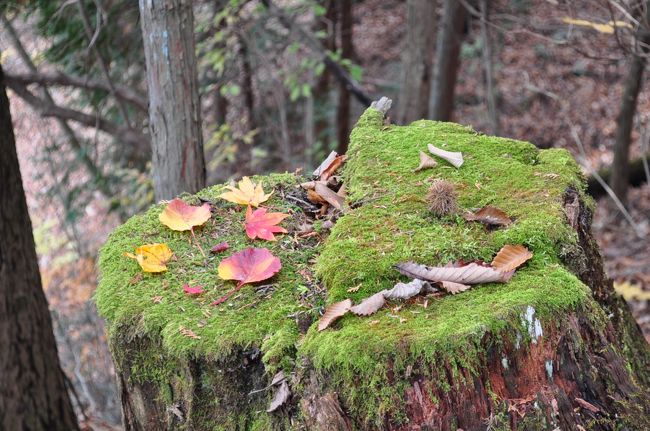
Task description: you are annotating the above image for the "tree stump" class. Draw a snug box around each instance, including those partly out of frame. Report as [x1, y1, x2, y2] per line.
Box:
[97, 107, 650, 430]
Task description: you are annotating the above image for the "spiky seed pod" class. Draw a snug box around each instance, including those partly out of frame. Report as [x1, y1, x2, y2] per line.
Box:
[427, 180, 458, 217]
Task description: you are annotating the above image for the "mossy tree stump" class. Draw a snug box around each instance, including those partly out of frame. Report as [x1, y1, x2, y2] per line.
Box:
[97, 107, 650, 430]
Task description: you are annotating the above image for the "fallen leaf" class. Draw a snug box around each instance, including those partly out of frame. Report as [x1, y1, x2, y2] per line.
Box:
[464, 206, 512, 227]
[491, 245, 533, 273]
[210, 242, 230, 253]
[307, 189, 327, 204]
[219, 177, 273, 207]
[183, 284, 204, 295]
[214, 248, 281, 305]
[318, 299, 352, 331]
[319, 155, 347, 181]
[382, 279, 433, 300]
[439, 280, 471, 294]
[347, 284, 361, 293]
[395, 261, 513, 284]
[217, 247, 281, 287]
[152, 295, 163, 303]
[244, 206, 289, 241]
[314, 182, 345, 210]
[414, 151, 438, 172]
[267, 380, 291, 412]
[124, 243, 173, 273]
[312, 151, 338, 177]
[562, 17, 631, 34]
[179, 326, 201, 339]
[428, 144, 464, 168]
[270, 370, 286, 386]
[350, 292, 386, 316]
[159, 198, 211, 231]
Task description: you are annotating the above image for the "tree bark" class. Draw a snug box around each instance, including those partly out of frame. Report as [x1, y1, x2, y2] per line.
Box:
[610, 2, 650, 205]
[0, 62, 79, 431]
[139, 0, 206, 201]
[430, 0, 468, 121]
[398, 0, 437, 124]
[336, 0, 354, 154]
[101, 105, 650, 430]
[480, 0, 499, 135]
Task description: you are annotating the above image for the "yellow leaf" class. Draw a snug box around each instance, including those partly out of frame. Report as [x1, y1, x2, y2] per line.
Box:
[124, 243, 173, 273]
[219, 177, 273, 207]
[614, 281, 650, 301]
[159, 198, 211, 231]
[562, 17, 632, 34]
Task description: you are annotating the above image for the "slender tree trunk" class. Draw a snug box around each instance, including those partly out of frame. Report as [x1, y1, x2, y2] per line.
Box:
[238, 33, 256, 173]
[430, 0, 468, 121]
[314, 0, 336, 154]
[611, 2, 650, 204]
[480, 0, 499, 135]
[0, 63, 79, 431]
[398, 0, 437, 124]
[336, 0, 353, 154]
[139, 0, 206, 200]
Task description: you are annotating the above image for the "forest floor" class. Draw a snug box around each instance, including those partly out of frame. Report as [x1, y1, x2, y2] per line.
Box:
[5, 0, 650, 427]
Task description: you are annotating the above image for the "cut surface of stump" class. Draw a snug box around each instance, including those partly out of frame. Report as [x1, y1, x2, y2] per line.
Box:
[97, 108, 650, 430]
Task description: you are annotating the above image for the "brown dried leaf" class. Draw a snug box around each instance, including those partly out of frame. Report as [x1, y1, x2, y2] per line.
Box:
[395, 261, 513, 284]
[439, 281, 471, 294]
[267, 380, 291, 412]
[318, 299, 352, 331]
[307, 189, 327, 204]
[350, 292, 386, 316]
[491, 245, 533, 273]
[320, 155, 347, 181]
[179, 326, 201, 340]
[414, 151, 438, 172]
[464, 206, 512, 227]
[428, 144, 464, 168]
[314, 182, 345, 210]
[313, 151, 338, 177]
[382, 279, 433, 300]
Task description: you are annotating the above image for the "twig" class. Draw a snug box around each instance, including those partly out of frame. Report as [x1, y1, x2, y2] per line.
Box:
[190, 227, 207, 258]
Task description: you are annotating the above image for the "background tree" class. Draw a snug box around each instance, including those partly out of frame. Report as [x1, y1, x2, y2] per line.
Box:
[398, 0, 437, 124]
[0, 61, 79, 431]
[430, 0, 468, 121]
[611, 0, 650, 204]
[139, 0, 206, 200]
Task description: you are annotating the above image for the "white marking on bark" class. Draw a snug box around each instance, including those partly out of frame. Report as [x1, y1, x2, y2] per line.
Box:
[545, 359, 554, 379]
[522, 305, 543, 344]
[501, 356, 509, 370]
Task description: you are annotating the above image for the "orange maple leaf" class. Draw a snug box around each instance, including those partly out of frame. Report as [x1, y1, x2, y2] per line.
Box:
[244, 206, 289, 241]
[124, 243, 173, 273]
[159, 198, 211, 231]
[214, 247, 281, 305]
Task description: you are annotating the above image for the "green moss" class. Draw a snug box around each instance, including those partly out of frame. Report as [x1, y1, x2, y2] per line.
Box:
[97, 107, 608, 429]
[300, 109, 592, 426]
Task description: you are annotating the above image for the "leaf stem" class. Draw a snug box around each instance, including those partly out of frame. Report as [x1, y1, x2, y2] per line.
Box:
[191, 227, 207, 258]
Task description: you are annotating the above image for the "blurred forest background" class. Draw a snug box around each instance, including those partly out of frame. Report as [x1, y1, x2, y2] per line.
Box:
[2, 0, 650, 428]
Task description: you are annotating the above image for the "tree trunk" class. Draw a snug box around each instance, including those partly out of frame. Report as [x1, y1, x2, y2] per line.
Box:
[398, 0, 437, 124]
[0, 63, 79, 431]
[480, 0, 499, 135]
[430, 0, 468, 121]
[336, 0, 353, 154]
[313, 0, 336, 156]
[139, 0, 206, 201]
[611, 3, 650, 205]
[98, 105, 650, 430]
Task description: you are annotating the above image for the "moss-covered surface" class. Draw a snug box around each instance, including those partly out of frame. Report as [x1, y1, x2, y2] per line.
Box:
[96, 107, 639, 429]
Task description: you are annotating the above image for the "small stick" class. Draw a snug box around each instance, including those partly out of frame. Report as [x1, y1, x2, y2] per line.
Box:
[190, 227, 207, 258]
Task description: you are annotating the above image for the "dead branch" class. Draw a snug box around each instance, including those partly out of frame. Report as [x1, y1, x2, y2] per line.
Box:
[3, 70, 147, 112]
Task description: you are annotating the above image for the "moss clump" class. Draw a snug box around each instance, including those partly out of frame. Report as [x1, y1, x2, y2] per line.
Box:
[300, 109, 593, 426]
[97, 107, 607, 429]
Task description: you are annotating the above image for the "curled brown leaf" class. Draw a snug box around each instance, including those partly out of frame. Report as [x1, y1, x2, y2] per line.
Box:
[464, 206, 512, 227]
[491, 245, 533, 273]
[318, 299, 352, 331]
[350, 292, 386, 316]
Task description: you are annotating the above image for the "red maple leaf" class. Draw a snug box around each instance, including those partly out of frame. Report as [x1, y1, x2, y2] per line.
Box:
[244, 206, 289, 241]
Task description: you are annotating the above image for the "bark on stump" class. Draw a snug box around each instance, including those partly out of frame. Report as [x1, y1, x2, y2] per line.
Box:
[97, 107, 650, 430]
